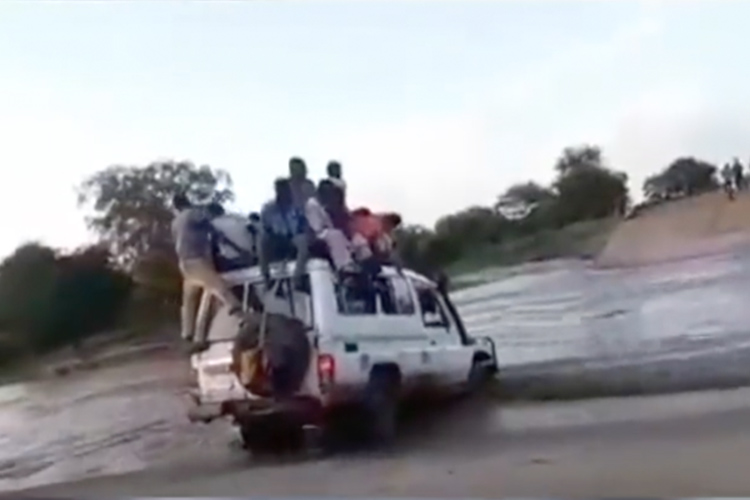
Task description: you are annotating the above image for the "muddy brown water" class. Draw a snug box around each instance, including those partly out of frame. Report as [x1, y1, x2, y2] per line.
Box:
[7, 251, 750, 494]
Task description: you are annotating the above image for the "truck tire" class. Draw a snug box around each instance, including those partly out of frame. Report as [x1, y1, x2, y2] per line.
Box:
[364, 369, 400, 445]
[467, 358, 493, 394]
[240, 418, 302, 455]
[240, 423, 267, 453]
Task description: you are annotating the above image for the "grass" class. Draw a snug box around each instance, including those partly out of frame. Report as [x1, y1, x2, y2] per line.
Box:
[446, 217, 619, 277]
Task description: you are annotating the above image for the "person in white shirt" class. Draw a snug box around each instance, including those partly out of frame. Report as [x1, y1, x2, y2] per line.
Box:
[305, 180, 360, 273]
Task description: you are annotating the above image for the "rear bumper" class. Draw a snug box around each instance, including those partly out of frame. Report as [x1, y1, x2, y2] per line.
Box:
[187, 402, 223, 423]
[186, 391, 223, 423]
[186, 391, 324, 425]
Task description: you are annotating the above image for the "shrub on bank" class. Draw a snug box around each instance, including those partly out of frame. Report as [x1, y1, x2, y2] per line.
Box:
[0, 243, 133, 356]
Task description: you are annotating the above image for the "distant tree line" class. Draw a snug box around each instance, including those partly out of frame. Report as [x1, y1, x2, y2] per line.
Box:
[396, 145, 629, 274]
[0, 244, 131, 363]
[0, 146, 731, 357]
[643, 157, 719, 201]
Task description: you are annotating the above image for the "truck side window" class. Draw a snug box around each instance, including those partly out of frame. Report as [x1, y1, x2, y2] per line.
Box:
[335, 281, 377, 315]
[414, 286, 450, 329]
[377, 276, 416, 316]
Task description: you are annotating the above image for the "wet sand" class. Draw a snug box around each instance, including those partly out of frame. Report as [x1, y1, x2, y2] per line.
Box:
[17, 389, 750, 497]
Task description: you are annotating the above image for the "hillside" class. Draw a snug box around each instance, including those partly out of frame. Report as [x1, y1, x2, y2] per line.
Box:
[597, 190, 750, 268]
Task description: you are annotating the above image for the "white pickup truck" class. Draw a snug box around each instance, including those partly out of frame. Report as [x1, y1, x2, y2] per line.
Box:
[187, 258, 498, 452]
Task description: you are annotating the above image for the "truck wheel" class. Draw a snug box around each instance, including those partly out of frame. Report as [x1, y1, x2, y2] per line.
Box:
[467, 359, 493, 394]
[241, 417, 306, 456]
[240, 424, 267, 453]
[364, 369, 399, 445]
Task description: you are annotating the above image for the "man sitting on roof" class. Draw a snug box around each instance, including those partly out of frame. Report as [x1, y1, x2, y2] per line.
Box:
[326, 160, 346, 194]
[259, 178, 309, 289]
[350, 208, 404, 272]
[305, 179, 367, 275]
[288, 157, 317, 210]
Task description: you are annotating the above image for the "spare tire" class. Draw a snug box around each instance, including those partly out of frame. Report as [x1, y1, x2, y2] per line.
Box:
[232, 312, 311, 398]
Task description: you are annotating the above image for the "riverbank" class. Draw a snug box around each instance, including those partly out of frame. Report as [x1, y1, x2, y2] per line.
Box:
[446, 217, 618, 278]
[0, 326, 179, 385]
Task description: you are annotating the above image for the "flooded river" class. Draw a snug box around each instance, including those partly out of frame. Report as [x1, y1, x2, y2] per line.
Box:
[4, 253, 750, 492]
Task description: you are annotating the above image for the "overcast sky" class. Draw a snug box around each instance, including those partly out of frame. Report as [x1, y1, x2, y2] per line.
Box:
[1, 1, 748, 258]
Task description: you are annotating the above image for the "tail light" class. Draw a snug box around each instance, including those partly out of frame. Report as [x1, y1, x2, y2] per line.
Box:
[317, 354, 336, 390]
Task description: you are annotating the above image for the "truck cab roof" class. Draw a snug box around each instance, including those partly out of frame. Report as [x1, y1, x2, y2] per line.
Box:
[220, 258, 436, 288]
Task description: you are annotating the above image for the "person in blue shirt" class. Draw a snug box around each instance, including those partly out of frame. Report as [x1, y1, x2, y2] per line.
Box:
[259, 178, 309, 288]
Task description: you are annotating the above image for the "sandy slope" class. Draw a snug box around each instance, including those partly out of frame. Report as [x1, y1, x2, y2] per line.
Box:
[597, 190, 750, 267]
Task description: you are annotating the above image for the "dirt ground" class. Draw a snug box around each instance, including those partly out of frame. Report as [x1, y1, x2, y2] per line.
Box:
[17, 390, 750, 497]
[7, 349, 750, 497]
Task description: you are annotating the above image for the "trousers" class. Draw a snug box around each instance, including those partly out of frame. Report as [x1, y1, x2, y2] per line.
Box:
[179, 258, 242, 341]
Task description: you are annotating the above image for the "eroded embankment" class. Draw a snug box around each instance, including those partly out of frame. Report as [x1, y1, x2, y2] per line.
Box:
[597, 190, 750, 267]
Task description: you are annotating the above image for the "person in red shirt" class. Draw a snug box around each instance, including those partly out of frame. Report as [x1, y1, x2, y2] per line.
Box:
[350, 208, 403, 269]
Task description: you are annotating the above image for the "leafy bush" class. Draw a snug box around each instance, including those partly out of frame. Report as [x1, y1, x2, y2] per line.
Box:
[0, 243, 132, 354]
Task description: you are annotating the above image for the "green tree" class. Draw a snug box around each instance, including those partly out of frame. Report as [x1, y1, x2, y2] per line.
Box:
[0, 243, 132, 354]
[393, 225, 439, 276]
[0, 243, 58, 351]
[497, 181, 556, 206]
[391, 144, 628, 275]
[554, 144, 604, 176]
[552, 145, 629, 223]
[643, 157, 718, 200]
[77, 160, 234, 266]
[434, 206, 507, 246]
[495, 182, 557, 228]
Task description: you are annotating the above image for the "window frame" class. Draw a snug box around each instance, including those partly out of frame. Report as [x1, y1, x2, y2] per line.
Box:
[411, 280, 452, 330]
[333, 274, 416, 317]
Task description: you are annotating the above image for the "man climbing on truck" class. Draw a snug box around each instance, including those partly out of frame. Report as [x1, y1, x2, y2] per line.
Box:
[171, 193, 245, 351]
